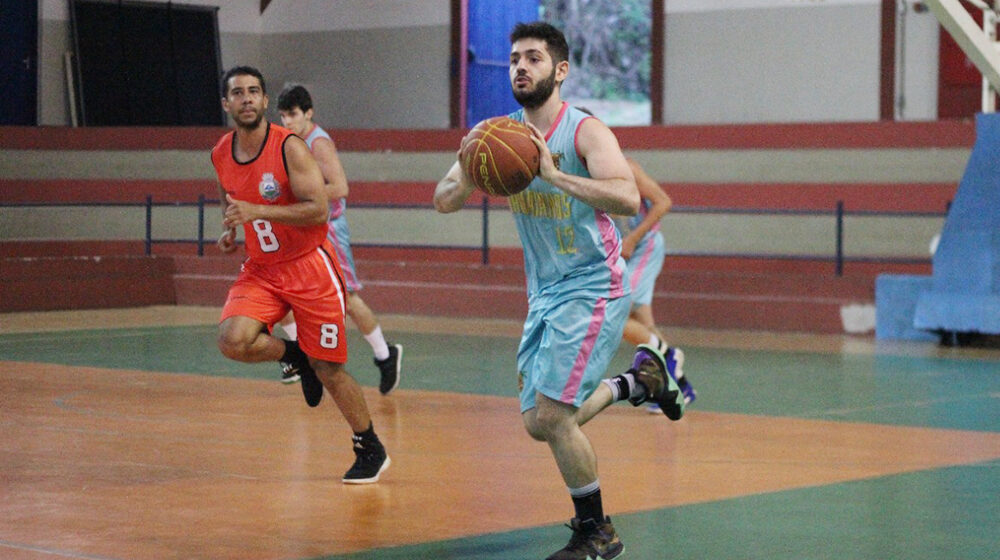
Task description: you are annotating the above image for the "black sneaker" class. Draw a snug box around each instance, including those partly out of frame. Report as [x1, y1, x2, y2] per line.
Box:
[342, 435, 390, 484]
[546, 517, 624, 560]
[299, 367, 324, 408]
[374, 343, 403, 395]
[280, 340, 322, 407]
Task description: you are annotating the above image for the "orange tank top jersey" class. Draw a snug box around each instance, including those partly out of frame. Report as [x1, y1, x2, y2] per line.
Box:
[211, 122, 327, 264]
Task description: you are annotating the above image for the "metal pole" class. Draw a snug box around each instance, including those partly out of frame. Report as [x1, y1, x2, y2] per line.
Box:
[982, 7, 998, 113]
[481, 195, 490, 265]
[197, 194, 205, 256]
[835, 201, 844, 276]
[145, 195, 153, 256]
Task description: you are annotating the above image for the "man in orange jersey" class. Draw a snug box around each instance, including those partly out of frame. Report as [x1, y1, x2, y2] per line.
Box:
[211, 66, 389, 484]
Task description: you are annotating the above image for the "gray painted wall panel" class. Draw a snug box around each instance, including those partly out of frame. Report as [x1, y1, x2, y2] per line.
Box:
[260, 26, 450, 129]
[665, 5, 882, 124]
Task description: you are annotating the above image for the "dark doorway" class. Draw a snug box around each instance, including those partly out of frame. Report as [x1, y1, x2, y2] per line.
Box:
[70, 0, 224, 126]
[0, 0, 39, 125]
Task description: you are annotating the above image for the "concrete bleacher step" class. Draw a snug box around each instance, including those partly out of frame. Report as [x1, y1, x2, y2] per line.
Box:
[171, 256, 874, 334]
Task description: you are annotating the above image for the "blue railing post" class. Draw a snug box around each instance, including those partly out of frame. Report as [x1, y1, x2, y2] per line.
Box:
[197, 194, 206, 256]
[835, 200, 844, 276]
[145, 195, 153, 256]
[481, 195, 490, 265]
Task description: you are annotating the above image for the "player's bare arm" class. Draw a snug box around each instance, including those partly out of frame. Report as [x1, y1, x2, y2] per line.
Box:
[434, 159, 477, 214]
[312, 136, 349, 201]
[216, 181, 239, 253]
[223, 136, 329, 228]
[621, 158, 672, 258]
[526, 118, 638, 216]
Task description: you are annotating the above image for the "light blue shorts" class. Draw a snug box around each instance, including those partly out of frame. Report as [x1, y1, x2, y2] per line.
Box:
[627, 232, 665, 307]
[327, 214, 362, 292]
[517, 294, 630, 412]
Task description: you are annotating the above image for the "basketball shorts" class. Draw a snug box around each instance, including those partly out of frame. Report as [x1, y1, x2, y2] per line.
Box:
[327, 214, 362, 292]
[516, 294, 630, 413]
[221, 239, 348, 363]
[627, 231, 665, 307]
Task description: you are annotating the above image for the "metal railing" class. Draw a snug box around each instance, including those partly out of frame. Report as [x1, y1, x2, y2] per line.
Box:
[2, 196, 947, 275]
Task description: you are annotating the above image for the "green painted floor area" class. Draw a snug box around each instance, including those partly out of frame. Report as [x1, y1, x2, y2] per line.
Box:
[2, 325, 998, 431]
[321, 460, 1000, 560]
[2, 325, 999, 559]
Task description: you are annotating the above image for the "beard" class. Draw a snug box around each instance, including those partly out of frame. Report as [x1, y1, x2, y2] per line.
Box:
[234, 108, 264, 130]
[512, 67, 557, 109]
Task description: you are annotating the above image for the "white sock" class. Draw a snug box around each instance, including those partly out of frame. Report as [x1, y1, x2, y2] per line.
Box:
[282, 322, 298, 341]
[365, 325, 390, 361]
[568, 479, 601, 497]
[602, 373, 637, 402]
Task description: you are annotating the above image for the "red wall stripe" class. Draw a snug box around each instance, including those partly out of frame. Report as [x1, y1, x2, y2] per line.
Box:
[4, 178, 955, 213]
[0, 119, 975, 152]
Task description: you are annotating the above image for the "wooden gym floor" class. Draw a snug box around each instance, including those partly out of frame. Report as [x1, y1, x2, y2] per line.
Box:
[1, 306, 998, 560]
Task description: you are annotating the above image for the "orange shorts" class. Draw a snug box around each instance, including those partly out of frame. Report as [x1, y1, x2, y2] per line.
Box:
[221, 240, 348, 363]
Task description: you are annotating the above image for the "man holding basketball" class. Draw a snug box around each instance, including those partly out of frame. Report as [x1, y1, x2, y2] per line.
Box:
[212, 66, 390, 484]
[434, 22, 685, 560]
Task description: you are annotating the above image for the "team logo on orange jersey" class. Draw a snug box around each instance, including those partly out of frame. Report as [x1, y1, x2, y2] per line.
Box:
[259, 173, 280, 201]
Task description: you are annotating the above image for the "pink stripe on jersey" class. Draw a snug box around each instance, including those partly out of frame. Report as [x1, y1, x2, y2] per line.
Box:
[326, 222, 360, 291]
[545, 102, 570, 141]
[561, 297, 608, 403]
[631, 237, 655, 291]
[595, 210, 626, 298]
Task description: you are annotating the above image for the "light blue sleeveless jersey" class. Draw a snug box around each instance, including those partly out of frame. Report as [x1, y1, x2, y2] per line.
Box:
[626, 198, 663, 264]
[303, 123, 362, 290]
[508, 103, 629, 305]
[303, 124, 346, 219]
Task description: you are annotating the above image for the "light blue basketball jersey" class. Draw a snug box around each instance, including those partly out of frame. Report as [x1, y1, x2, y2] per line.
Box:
[303, 124, 346, 219]
[627, 197, 663, 262]
[303, 123, 361, 290]
[508, 103, 629, 304]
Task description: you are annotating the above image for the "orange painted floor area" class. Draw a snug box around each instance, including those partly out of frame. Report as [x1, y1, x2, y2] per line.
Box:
[3, 363, 999, 560]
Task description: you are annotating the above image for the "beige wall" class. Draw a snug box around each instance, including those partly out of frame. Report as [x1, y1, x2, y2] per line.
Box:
[36, 0, 945, 128]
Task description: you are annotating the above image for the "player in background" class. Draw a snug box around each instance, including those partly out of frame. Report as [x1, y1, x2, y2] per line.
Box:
[212, 66, 390, 483]
[275, 84, 402, 396]
[578, 108, 697, 411]
[435, 22, 685, 560]
[620, 158, 696, 410]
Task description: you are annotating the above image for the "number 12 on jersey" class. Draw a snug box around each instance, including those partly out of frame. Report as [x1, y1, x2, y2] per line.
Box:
[555, 225, 577, 255]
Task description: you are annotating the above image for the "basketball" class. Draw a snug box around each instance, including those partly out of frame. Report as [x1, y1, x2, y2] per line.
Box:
[459, 116, 540, 197]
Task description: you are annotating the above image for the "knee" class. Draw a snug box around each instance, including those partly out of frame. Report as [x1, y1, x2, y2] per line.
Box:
[217, 328, 252, 361]
[523, 407, 566, 442]
[523, 417, 547, 442]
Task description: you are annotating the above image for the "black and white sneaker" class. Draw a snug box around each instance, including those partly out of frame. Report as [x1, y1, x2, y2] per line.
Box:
[280, 361, 301, 384]
[342, 435, 390, 484]
[374, 343, 403, 395]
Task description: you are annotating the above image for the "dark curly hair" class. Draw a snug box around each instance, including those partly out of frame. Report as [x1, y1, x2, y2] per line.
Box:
[509, 21, 569, 64]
